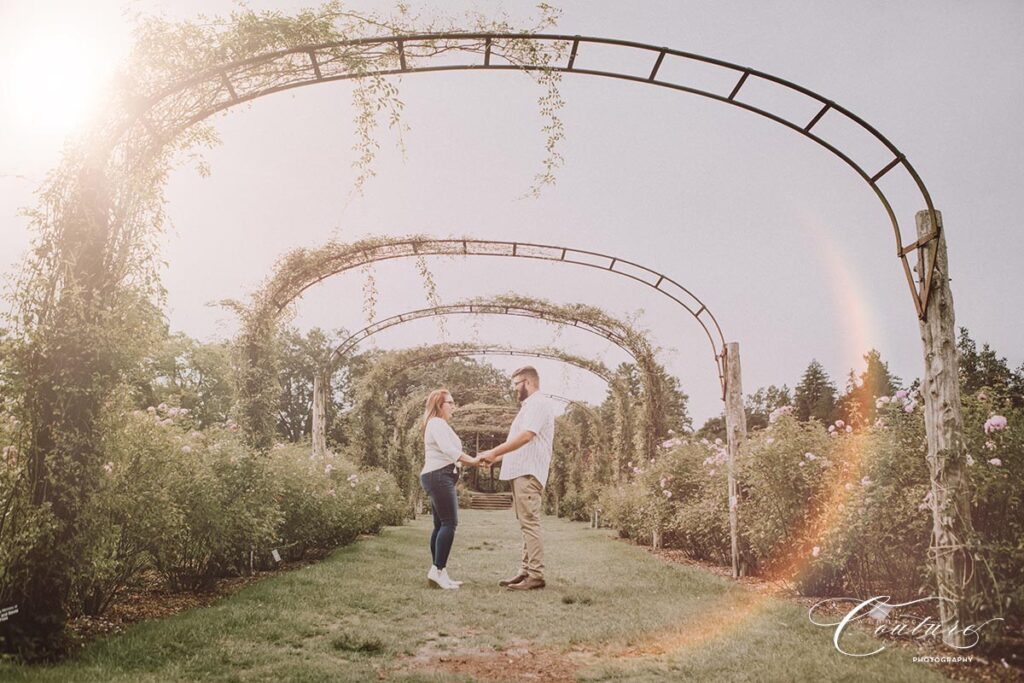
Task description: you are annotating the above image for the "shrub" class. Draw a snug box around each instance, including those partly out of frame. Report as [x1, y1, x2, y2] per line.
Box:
[456, 483, 473, 510]
[961, 392, 1023, 625]
[736, 415, 834, 574]
[0, 407, 57, 618]
[267, 445, 405, 560]
[141, 415, 281, 591]
[71, 406, 190, 614]
[794, 407, 931, 598]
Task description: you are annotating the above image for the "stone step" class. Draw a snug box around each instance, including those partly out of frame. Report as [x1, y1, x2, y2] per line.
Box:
[467, 492, 513, 510]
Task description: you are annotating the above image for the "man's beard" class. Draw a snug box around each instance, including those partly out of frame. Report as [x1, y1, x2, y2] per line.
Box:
[517, 385, 528, 402]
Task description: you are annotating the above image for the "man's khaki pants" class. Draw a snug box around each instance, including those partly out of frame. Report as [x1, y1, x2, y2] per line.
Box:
[511, 475, 544, 579]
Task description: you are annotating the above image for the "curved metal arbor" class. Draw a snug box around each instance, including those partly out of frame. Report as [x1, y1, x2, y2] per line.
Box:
[329, 302, 642, 366]
[263, 237, 724, 389]
[377, 344, 614, 383]
[114, 33, 939, 318]
[310, 341, 613, 459]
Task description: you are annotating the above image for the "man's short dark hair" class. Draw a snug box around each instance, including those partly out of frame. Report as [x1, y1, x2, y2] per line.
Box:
[512, 366, 540, 383]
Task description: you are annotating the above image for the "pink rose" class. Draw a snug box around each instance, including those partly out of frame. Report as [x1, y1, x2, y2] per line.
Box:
[984, 415, 1008, 434]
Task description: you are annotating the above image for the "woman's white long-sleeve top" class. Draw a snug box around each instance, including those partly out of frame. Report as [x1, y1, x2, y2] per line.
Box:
[421, 417, 464, 475]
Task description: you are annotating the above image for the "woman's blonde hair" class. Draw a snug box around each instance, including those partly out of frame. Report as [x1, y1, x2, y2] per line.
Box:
[422, 388, 451, 437]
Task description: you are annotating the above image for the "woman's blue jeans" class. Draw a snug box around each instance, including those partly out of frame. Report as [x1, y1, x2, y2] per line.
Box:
[420, 464, 459, 570]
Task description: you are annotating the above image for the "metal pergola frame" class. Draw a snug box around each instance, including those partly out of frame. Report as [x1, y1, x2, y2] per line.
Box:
[267, 237, 724, 392]
[328, 302, 640, 366]
[116, 32, 940, 319]
[377, 345, 614, 383]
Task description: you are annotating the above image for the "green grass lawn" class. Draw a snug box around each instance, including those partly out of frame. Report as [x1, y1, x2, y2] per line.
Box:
[0, 510, 947, 682]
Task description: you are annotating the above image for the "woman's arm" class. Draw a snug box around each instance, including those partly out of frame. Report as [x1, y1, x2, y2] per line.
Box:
[428, 418, 480, 466]
[479, 430, 535, 464]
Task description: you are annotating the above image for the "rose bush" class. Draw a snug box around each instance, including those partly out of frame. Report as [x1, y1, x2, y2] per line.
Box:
[596, 395, 1023, 627]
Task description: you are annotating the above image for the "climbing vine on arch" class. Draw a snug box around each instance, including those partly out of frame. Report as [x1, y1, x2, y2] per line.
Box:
[3, 3, 568, 657]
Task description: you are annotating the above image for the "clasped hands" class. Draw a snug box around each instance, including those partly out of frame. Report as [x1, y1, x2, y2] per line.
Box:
[468, 449, 501, 467]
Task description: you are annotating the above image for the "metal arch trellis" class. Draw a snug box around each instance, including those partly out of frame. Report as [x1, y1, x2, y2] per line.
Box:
[111, 32, 940, 319]
[266, 237, 725, 394]
[328, 302, 641, 367]
[379, 345, 615, 383]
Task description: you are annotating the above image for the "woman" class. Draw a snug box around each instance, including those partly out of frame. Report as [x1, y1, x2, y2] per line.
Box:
[420, 389, 480, 589]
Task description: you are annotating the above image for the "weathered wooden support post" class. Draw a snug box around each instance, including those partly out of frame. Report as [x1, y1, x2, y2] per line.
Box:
[723, 342, 747, 579]
[311, 371, 328, 458]
[916, 209, 974, 648]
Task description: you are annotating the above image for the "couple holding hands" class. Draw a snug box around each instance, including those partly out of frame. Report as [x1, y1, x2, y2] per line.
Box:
[419, 366, 555, 591]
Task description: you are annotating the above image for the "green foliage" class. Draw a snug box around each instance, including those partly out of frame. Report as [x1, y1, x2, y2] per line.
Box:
[60, 408, 409, 600]
[143, 422, 281, 592]
[274, 326, 350, 443]
[134, 332, 235, 427]
[455, 483, 474, 510]
[958, 327, 1024, 405]
[837, 349, 901, 427]
[71, 402, 193, 614]
[599, 440, 731, 564]
[735, 415, 833, 572]
[744, 384, 791, 431]
[3, 0, 569, 656]
[800, 407, 931, 598]
[959, 390, 1023, 624]
[548, 402, 609, 520]
[793, 359, 837, 424]
[267, 445, 405, 559]
[598, 374, 1024, 636]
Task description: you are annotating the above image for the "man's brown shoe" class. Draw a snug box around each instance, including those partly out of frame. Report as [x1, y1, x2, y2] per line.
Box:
[498, 573, 528, 587]
[507, 576, 545, 591]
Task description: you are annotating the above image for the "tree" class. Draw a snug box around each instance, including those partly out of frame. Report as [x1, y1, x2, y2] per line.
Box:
[837, 349, 901, 426]
[135, 332, 235, 427]
[276, 327, 338, 443]
[793, 359, 837, 424]
[745, 384, 791, 431]
[342, 351, 510, 471]
[696, 414, 726, 442]
[957, 327, 1024, 405]
[603, 363, 641, 477]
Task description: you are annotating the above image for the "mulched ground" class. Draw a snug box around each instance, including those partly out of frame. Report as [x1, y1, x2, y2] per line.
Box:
[66, 552, 328, 652]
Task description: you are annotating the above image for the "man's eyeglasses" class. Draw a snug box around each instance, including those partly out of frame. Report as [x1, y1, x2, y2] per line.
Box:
[513, 379, 527, 388]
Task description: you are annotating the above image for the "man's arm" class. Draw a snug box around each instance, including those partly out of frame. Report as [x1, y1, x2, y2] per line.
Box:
[480, 430, 535, 464]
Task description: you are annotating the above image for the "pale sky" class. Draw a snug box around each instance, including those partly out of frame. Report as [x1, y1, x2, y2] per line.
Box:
[1, 1, 1021, 424]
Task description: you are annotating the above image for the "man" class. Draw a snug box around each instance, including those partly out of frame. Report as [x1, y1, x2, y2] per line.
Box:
[479, 366, 556, 591]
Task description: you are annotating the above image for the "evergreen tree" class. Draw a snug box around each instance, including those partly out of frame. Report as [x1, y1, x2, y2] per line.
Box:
[957, 327, 1024, 404]
[838, 349, 901, 426]
[793, 359, 837, 424]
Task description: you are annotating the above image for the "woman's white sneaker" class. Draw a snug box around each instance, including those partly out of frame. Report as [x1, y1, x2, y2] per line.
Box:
[427, 566, 459, 589]
[439, 568, 462, 587]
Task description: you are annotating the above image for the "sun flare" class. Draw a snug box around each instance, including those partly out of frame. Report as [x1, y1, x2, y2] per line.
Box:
[2, 6, 127, 148]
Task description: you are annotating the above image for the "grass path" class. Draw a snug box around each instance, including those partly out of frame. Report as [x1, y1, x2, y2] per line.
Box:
[0, 510, 947, 682]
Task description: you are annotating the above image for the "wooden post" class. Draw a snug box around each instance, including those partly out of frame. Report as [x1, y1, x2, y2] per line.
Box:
[916, 209, 974, 648]
[723, 342, 747, 579]
[311, 371, 327, 458]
